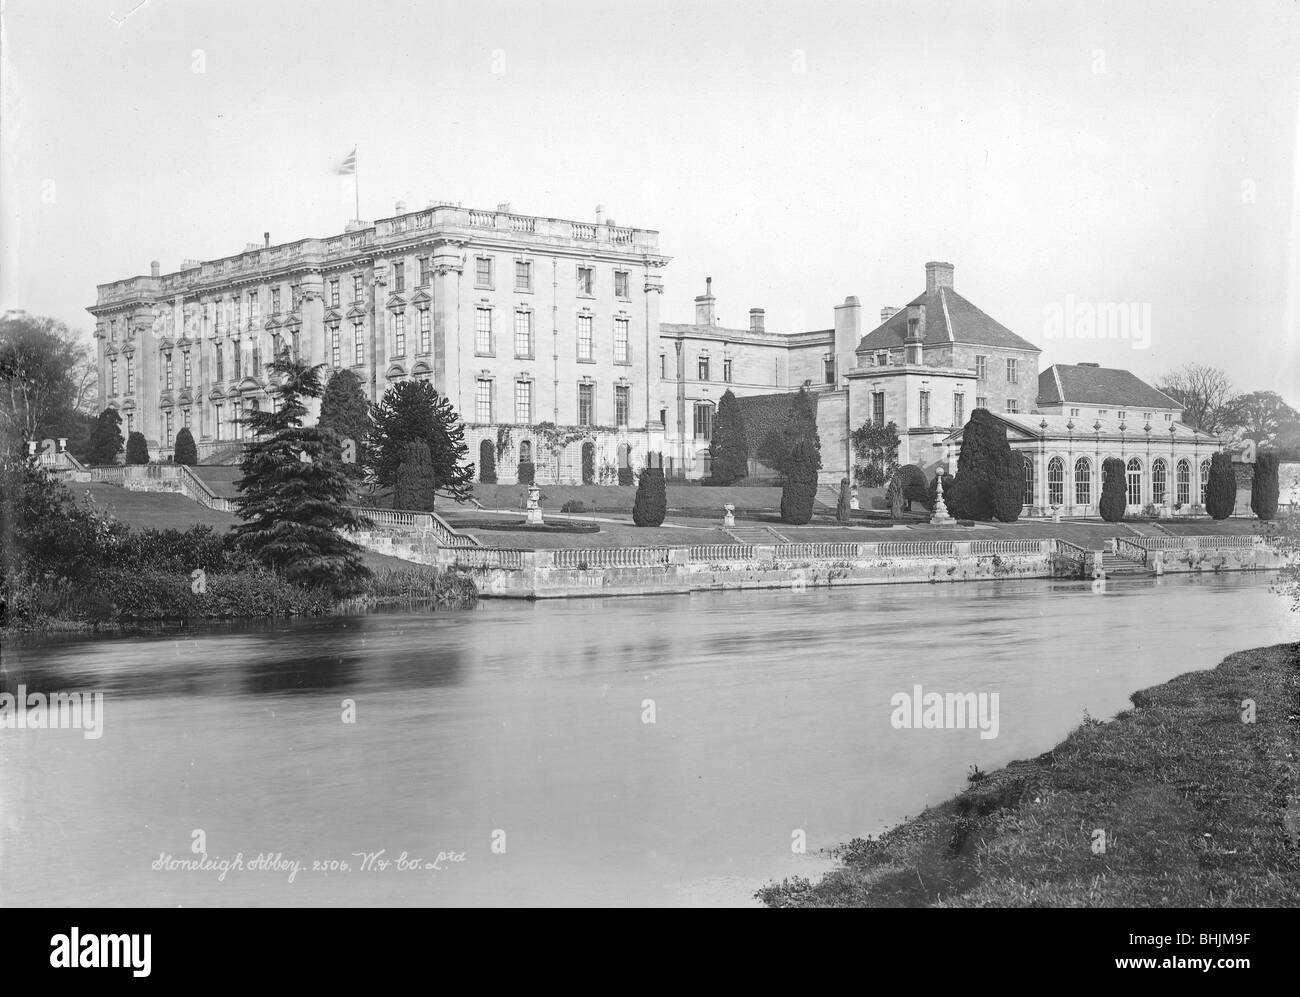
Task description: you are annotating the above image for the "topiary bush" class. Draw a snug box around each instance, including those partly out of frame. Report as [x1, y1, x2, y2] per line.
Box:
[1250, 452, 1279, 521]
[779, 439, 818, 525]
[895, 464, 928, 510]
[517, 460, 535, 486]
[1205, 452, 1236, 520]
[173, 427, 197, 465]
[581, 445, 595, 485]
[479, 441, 497, 484]
[560, 499, 586, 514]
[709, 389, 749, 485]
[125, 431, 149, 465]
[632, 461, 666, 526]
[949, 410, 1020, 521]
[1099, 457, 1126, 522]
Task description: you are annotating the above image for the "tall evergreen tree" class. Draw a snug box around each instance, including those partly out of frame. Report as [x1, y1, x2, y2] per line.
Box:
[173, 427, 198, 466]
[780, 438, 819, 525]
[319, 368, 370, 482]
[1205, 451, 1236, 520]
[632, 456, 667, 526]
[709, 389, 749, 485]
[393, 440, 438, 511]
[1251, 452, 1280, 521]
[368, 379, 474, 504]
[86, 408, 124, 465]
[125, 430, 149, 465]
[1099, 457, 1126, 522]
[950, 410, 1021, 521]
[233, 357, 371, 595]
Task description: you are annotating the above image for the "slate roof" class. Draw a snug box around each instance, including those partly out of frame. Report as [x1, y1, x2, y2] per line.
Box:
[1038, 364, 1183, 410]
[856, 287, 1040, 354]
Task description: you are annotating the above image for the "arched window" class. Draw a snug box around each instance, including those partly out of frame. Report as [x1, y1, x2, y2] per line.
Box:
[520, 440, 532, 463]
[1126, 457, 1142, 506]
[1200, 458, 1211, 504]
[1022, 454, 1034, 507]
[1176, 459, 1191, 505]
[1074, 456, 1091, 506]
[1151, 458, 1167, 505]
[1047, 457, 1064, 506]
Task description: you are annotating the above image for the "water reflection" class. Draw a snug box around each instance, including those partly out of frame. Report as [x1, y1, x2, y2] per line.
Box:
[1, 574, 1295, 907]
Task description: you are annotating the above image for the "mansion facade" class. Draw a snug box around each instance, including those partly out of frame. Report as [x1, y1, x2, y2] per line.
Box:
[90, 205, 1224, 514]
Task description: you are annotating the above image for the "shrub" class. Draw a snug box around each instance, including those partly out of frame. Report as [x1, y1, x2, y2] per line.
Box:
[617, 466, 634, 486]
[479, 441, 497, 484]
[560, 499, 586, 514]
[581, 445, 595, 485]
[894, 464, 928, 511]
[1251, 452, 1280, 521]
[173, 427, 197, 465]
[1205, 452, 1236, 520]
[1099, 457, 1126, 522]
[632, 462, 667, 526]
[517, 460, 535, 485]
[780, 439, 818, 525]
[86, 408, 124, 465]
[835, 478, 851, 522]
[125, 431, 148, 465]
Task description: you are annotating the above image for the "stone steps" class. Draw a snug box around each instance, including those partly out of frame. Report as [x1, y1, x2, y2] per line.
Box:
[1099, 552, 1154, 576]
[724, 524, 792, 545]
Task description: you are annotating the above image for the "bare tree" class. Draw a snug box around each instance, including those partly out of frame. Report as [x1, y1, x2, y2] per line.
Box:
[1156, 363, 1232, 434]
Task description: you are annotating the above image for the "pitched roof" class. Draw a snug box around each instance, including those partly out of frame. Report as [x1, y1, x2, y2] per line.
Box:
[941, 411, 1219, 445]
[856, 287, 1040, 354]
[1037, 363, 1183, 410]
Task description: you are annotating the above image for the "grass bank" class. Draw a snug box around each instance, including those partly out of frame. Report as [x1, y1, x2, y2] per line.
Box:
[759, 642, 1300, 907]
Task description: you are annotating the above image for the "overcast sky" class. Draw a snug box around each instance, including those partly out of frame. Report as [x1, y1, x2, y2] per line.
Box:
[2, 0, 1297, 401]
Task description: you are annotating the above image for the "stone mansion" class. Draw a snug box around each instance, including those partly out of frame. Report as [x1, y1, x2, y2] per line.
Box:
[89, 203, 1222, 514]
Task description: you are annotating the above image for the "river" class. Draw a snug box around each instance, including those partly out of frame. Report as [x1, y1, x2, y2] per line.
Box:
[1, 573, 1296, 907]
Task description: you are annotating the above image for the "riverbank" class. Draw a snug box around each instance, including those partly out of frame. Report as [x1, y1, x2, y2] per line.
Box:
[0, 559, 477, 635]
[757, 642, 1300, 907]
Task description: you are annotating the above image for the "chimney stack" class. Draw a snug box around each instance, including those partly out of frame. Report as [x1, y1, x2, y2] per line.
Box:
[925, 261, 955, 294]
[749, 308, 765, 331]
[905, 303, 926, 364]
[395, 200, 407, 215]
[695, 277, 716, 326]
[150, 260, 160, 278]
[595, 204, 606, 225]
[833, 295, 862, 382]
[264, 232, 270, 248]
[880, 306, 900, 324]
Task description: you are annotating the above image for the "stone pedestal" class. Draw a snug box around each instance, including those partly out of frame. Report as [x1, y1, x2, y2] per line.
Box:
[929, 470, 953, 526]
[850, 488, 859, 511]
[524, 483, 543, 525]
[723, 503, 735, 528]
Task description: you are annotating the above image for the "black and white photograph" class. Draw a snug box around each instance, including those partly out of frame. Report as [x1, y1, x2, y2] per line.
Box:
[1, 0, 1299, 940]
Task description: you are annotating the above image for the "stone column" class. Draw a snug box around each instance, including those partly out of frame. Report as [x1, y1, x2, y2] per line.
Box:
[432, 241, 466, 410]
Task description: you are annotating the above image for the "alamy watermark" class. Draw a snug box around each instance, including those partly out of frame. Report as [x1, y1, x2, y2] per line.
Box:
[1043, 295, 1151, 349]
[890, 684, 1000, 739]
[0, 686, 104, 739]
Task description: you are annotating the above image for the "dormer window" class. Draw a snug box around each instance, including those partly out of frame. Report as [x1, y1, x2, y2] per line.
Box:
[876, 351, 888, 367]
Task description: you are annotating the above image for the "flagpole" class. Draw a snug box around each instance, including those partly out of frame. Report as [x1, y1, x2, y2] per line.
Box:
[354, 149, 360, 221]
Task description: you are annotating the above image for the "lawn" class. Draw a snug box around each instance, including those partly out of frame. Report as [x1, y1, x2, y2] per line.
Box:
[758, 642, 1300, 907]
[79, 484, 239, 531]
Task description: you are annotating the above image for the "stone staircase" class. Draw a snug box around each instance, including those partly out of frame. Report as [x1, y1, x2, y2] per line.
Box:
[724, 524, 791, 545]
[1099, 549, 1155, 577]
[1120, 521, 1174, 538]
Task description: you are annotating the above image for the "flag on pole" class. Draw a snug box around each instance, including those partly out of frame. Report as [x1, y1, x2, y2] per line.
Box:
[336, 147, 357, 175]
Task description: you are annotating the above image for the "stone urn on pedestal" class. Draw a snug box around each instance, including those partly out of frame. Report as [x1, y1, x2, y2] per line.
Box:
[930, 468, 953, 526]
[722, 503, 736, 528]
[525, 483, 544, 525]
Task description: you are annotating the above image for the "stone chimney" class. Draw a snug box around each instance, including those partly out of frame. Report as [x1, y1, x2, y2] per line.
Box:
[925, 261, 955, 293]
[905, 303, 926, 364]
[595, 204, 606, 225]
[880, 306, 900, 324]
[695, 277, 716, 326]
[264, 231, 271, 247]
[395, 200, 407, 215]
[833, 295, 862, 383]
[150, 260, 160, 278]
[749, 308, 765, 331]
